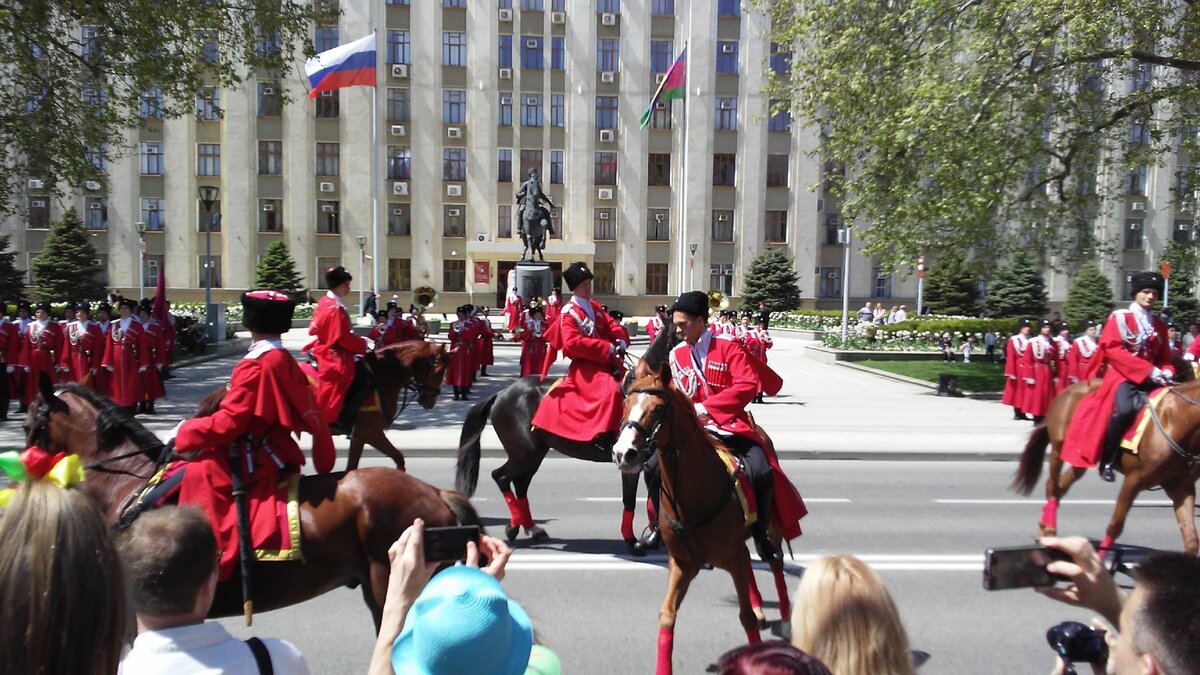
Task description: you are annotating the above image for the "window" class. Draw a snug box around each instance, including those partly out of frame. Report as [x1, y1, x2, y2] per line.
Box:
[594, 262, 616, 294]
[443, 259, 466, 292]
[146, 256, 162, 288]
[387, 205, 411, 236]
[519, 150, 543, 180]
[824, 214, 843, 245]
[549, 209, 562, 239]
[652, 0, 674, 14]
[522, 36, 543, 69]
[443, 90, 466, 123]
[199, 29, 220, 62]
[713, 154, 736, 187]
[196, 87, 221, 120]
[498, 205, 513, 238]
[648, 209, 670, 240]
[197, 200, 221, 232]
[817, 267, 841, 298]
[1175, 220, 1194, 244]
[650, 40, 674, 73]
[317, 201, 340, 234]
[712, 210, 734, 241]
[388, 147, 411, 180]
[86, 145, 108, 174]
[256, 28, 281, 57]
[646, 263, 668, 295]
[386, 0, 410, 4]
[594, 208, 616, 240]
[1129, 118, 1149, 145]
[716, 41, 739, 74]
[315, 257, 338, 281]
[717, 0, 739, 16]
[766, 155, 788, 187]
[768, 101, 791, 132]
[28, 197, 50, 230]
[258, 82, 281, 117]
[765, 210, 787, 243]
[769, 43, 791, 77]
[387, 31, 410, 64]
[1128, 166, 1148, 195]
[443, 0, 464, 6]
[316, 143, 339, 176]
[650, 106, 672, 130]
[521, 0, 543, 8]
[499, 35, 513, 69]
[598, 0, 619, 12]
[1131, 63, 1152, 92]
[316, 91, 339, 118]
[649, 153, 671, 186]
[550, 94, 565, 127]
[140, 143, 163, 176]
[597, 38, 619, 72]
[84, 198, 108, 230]
[1125, 219, 1144, 249]
[1176, 165, 1193, 195]
[596, 96, 618, 129]
[498, 149, 513, 182]
[258, 141, 283, 175]
[521, 94, 543, 127]
[139, 88, 163, 118]
[499, 93, 513, 126]
[388, 258, 411, 290]
[594, 152, 617, 185]
[710, 264, 733, 295]
[550, 150, 564, 184]
[387, 89, 410, 123]
[444, 205, 466, 237]
[866, 267, 891, 299]
[315, 26, 338, 52]
[444, 148, 467, 181]
[197, 144, 221, 176]
[199, 255, 222, 288]
[259, 199, 282, 232]
[715, 98, 737, 130]
[443, 32, 466, 66]
[551, 37, 565, 70]
[81, 25, 101, 60]
[140, 199, 165, 231]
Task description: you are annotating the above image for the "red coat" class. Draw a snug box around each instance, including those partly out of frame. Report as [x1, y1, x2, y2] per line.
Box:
[0, 322, 18, 400]
[545, 294, 561, 325]
[176, 343, 335, 580]
[1062, 308, 1175, 467]
[140, 319, 167, 401]
[1053, 336, 1072, 394]
[92, 320, 112, 397]
[101, 318, 147, 407]
[475, 317, 495, 367]
[1068, 336, 1098, 384]
[19, 320, 62, 405]
[60, 320, 103, 389]
[369, 318, 419, 347]
[1021, 336, 1056, 417]
[517, 318, 549, 377]
[503, 293, 523, 332]
[646, 315, 665, 343]
[446, 318, 478, 387]
[302, 293, 367, 422]
[531, 297, 625, 442]
[1001, 334, 1030, 407]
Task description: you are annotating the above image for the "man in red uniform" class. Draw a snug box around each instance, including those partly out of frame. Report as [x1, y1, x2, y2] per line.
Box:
[302, 265, 369, 435]
[645, 304, 668, 343]
[1052, 322, 1073, 395]
[1067, 320, 1098, 385]
[503, 285, 523, 334]
[1167, 323, 1184, 359]
[168, 290, 335, 581]
[631, 291, 806, 559]
[446, 304, 478, 400]
[1002, 319, 1032, 420]
[92, 301, 113, 397]
[516, 303, 549, 378]
[544, 287, 562, 325]
[18, 301, 63, 410]
[60, 302, 102, 390]
[532, 262, 628, 446]
[609, 309, 631, 346]
[369, 302, 419, 347]
[137, 301, 166, 414]
[1022, 319, 1057, 424]
[1062, 272, 1176, 482]
[475, 305, 496, 377]
[102, 298, 148, 411]
[0, 308, 16, 419]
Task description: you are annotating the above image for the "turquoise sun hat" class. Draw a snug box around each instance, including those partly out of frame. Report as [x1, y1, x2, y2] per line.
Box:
[391, 566, 534, 675]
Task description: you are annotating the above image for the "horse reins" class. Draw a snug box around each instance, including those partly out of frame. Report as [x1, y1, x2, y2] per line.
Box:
[1150, 386, 1200, 467]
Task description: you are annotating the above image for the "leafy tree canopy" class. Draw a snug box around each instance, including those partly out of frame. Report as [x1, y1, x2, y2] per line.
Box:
[1163, 241, 1200, 326]
[741, 247, 801, 311]
[0, 235, 26, 303]
[756, 0, 1200, 270]
[30, 208, 104, 302]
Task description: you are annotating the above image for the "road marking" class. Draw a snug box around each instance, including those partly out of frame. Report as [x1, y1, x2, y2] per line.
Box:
[580, 497, 851, 503]
[933, 498, 1172, 506]
[504, 552, 982, 572]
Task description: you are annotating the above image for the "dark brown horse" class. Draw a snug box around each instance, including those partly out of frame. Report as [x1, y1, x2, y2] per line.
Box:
[612, 364, 789, 675]
[24, 374, 478, 628]
[344, 340, 450, 470]
[1013, 361, 1200, 555]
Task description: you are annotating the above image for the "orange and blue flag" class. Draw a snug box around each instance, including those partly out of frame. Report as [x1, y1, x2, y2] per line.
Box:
[304, 33, 377, 99]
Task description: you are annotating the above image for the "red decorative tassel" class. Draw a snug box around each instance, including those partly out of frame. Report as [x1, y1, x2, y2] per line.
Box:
[656, 626, 674, 675]
[621, 509, 635, 540]
[745, 628, 761, 644]
[646, 497, 657, 523]
[501, 491, 521, 527]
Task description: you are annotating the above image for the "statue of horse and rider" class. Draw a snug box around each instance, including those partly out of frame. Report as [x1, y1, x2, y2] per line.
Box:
[515, 169, 555, 262]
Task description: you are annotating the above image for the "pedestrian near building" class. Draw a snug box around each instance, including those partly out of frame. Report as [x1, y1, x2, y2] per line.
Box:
[646, 304, 668, 343]
[516, 303, 549, 378]
[503, 285, 524, 333]
[476, 306, 496, 377]
[856, 301, 874, 323]
[1052, 323, 1072, 395]
[983, 330, 998, 363]
[893, 305, 908, 322]
[756, 300, 771, 330]
[102, 298, 148, 412]
[0, 311, 16, 419]
[137, 301, 166, 414]
[1002, 320, 1033, 420]
[93, 302, 113, 397]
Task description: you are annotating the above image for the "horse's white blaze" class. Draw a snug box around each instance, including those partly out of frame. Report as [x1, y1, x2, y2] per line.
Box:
[613, 394, 649, 465]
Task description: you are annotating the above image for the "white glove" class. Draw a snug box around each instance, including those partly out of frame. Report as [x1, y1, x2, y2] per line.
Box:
[161, 420, 185, 445]
[1187, 353, 1196, 362]
[4, 365, 11, 374]
[694, 402, 709, 420]
[1149, 367, 1168, 386]
[138, 365, 147, 373]
[23, 367, 29, 373]
[106, 365, 114, 372]
[1024, 377, 1035, 385]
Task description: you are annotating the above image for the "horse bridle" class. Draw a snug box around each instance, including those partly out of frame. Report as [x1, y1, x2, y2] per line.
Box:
[1153, 386, 1200, 467]
[27, 392, 171, 478]
[618, 386, 674, 467]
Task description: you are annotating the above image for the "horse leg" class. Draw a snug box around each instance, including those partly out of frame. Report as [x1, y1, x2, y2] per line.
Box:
[362, 558, 390, 633]
[657, 556, 698, 675]
[1100, 468, 1143, 555]
[769, 556, 791, 638]
[346, 435, 365, 471]
[514, 469, 549, 540]
[493, 463, 523, 541]
[729, 551, 763, 645]
[1041, 443, 1083, 537]
[745, 559, 766, 627]
[621, 470, 639, 548]
[1162, 474, 1199, 556]
[361, 422, 406, 471]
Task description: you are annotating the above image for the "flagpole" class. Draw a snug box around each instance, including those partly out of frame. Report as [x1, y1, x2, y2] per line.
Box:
[371, 31, 380, 306]
[679, 33, 691, 292]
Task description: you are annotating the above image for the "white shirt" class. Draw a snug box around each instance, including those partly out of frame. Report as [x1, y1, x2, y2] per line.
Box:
[118, 622, 309, 675]
[325, 289, 346, 309]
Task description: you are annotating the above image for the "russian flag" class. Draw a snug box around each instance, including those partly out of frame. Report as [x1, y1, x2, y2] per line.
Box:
[305, 33, 377, 100]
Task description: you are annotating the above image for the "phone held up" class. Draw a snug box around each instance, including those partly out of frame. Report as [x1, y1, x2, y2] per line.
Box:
[983, 545, 1071, 590]
[423, 525, 482, 563]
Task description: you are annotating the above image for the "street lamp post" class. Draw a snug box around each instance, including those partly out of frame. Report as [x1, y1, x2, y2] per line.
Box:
[688, 243, 698, 290]
[355, 235, 367, 317]
[197, 186, 219, 341]
[135, 221, 147, 299]
[916, 256, 926, 316]
[839, 226, 852, 346]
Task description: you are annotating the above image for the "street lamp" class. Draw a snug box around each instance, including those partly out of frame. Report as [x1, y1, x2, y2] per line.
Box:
[135, 221, 147, 299]
[355, 235, 367, 316]
[197, 185, 219, 341]
[839, 226, 852, 346]
[688, 243, 698, 290]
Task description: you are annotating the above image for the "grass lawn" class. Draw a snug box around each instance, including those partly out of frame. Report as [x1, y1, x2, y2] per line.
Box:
[857, 360, 1006, 392]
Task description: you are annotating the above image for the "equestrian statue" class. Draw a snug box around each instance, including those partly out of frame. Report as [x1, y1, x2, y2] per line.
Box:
[515, 169, 555, 262]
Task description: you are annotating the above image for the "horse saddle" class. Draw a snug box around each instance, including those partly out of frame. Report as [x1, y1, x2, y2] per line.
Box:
[1120, 387, 1171, 453]
[712, 444, 761, 528]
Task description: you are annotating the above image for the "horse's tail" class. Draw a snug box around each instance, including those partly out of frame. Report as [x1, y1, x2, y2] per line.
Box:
[1012, 423, 1050, 495]
[455, 393, 498, 496]
[439, 489, 483, 529]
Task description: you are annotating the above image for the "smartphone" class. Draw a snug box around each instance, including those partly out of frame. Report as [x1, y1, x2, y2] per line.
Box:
[983, 545, 1071, 590]
[423, 525, 481, 562]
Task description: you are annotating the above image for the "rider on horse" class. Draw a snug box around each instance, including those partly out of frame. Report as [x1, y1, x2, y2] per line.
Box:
[1061, 272, 1176, 482]
[303, 266, 371, 436]
[516, 169, 556, 237]
[632, 291, 805, 560]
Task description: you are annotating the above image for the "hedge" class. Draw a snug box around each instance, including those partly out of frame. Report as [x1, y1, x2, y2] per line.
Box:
[771, 310, 1025, 351]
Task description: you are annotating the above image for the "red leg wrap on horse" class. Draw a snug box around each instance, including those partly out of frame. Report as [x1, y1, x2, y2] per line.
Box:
[1100, 535, 1114, 553]
[501, 491, 522, 527]
[773, 568, 791, 620]
[747, 563, 764, 610]
[745, 628, 762, 644]
[1040, 498, 1059, 530]
[516, 496, 534, 529]
[647, 497, 657, 523]
[656, 627, 674, 675]
[621, 509, 635, 540]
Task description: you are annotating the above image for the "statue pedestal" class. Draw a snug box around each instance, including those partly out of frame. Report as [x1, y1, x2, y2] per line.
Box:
[515, 262, 554, 303]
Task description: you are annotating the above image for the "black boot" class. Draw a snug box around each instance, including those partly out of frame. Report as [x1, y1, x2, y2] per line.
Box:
[480, 367, 488, 377]
[1013, 409, 1029, 421]
[146, 400, 156, 414]
[1099, 414, 1125, 482]
[16, 403, 28, 414]
[752, 481, 780, 562]
[631, 460, 662, 557]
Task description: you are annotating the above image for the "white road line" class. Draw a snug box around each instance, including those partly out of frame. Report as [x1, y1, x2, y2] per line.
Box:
[934, 498, 1172, 506]
[503, 552, 984, 572]
[579, 497, 852, 503]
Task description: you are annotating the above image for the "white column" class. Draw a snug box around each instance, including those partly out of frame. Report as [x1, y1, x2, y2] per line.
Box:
[409, 1, 443, 291]
[108, 128, 140, 290]
[340, 7, 377, 288]
[162, 113, 198, 292]
[220, 80, 256, 292]
[617, 0, 650, 294]
[679, 1, 716, 293]
[283, 58, 317, 290]
[564, 0, 597, 254]
[736, 9, 770, 295]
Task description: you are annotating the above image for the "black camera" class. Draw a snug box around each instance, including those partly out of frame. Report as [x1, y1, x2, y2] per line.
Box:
[1047, 621, 1108, 669]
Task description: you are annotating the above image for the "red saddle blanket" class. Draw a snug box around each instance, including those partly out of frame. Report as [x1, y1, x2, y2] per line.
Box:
[1120, 387, 1171, 453]
[297, 361, 379, 412]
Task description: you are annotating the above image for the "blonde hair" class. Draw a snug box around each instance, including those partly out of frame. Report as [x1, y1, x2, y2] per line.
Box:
[0, 481, 130, 675]
[790, 555, 914, 675]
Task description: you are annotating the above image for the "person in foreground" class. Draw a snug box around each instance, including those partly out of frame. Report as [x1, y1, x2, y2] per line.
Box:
[118, 506, 310, 674]
[717, 641, 833, 675]
[1038, 536, 1200, 675]
[790, 555, 915, 675]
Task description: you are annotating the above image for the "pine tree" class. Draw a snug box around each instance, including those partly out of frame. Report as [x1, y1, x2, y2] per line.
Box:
[922, 250, 980, 316]
[0, 235, 26, 303]
[1061, 262, 1114, 328]
[254, 241, 306, 296]
[741, 248, 801, 311]
[1163, 241, 1200, 327]
[30, 208, 104, 303]
[985, 249, 1047, 318]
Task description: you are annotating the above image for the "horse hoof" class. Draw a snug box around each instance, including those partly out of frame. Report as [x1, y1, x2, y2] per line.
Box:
[1039, 523, 1057, 537]
[753, 607, 767, 629]
[528, 525, 549, 540]
[625, 538, 641, 556]
[505, 524, 520, 541]
[778, 620, 792, 641]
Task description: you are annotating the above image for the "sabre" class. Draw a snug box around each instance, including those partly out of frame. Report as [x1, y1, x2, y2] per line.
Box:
[228, 437, 256, 625]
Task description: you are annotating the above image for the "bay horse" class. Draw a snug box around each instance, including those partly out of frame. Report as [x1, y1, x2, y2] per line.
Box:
[612, 364, 790, 675]
[1013, 360, 1200, 555]
[455, 323, 679, 546]
[341, 340, 450, 470]
[24, 373, 479, 628]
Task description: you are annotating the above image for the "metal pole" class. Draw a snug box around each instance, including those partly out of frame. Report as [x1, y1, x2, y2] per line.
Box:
[370, 63, 380, 306]
[917, 276, 924, 316]
[840, 227, 851, 345]
[205, 209, 213, 321]
[359, 244, 366, 316]
[138, 236, 145, 299]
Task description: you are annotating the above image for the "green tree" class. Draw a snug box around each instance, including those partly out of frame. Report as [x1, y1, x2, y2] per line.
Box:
[254, 241, 306, 296]
[1062, 262, 1114, 328]
[0, 235, 27, 303]
[30, 208, 104, 303]
[755, 0, 1199, 269]
[1164, 241, 1200, 327]
[922, 250, 980, 316]
[0, 1, 320, 213]
[986, 250, 1047, 318]
[741, 248, 801, 312]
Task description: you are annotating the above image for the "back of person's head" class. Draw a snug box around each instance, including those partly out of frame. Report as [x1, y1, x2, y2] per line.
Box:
[718, 641, 833, 675]
[790, 555, 914, 675]
[0, 480, 129, 675]
[120, 506, 217, 618]
[1131, 551, 1200, 674]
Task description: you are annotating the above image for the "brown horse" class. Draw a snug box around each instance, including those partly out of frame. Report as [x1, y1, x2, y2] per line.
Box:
[1013, 367, 1200, 555]
[24, 374, 478, 628]
[612, 364, 789, 675]
[344, 340, 450, 470]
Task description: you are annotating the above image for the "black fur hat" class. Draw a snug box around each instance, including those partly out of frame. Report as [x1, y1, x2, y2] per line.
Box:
[1129, 271, 1164, 298]
[241, 290, 296, 335]
[563, 262, 593, 291]
[324, 265, 352, 289]
[671, 291, 709, 320]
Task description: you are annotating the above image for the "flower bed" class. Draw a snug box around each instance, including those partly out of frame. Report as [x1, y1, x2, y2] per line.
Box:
[774, 310, 1021, 351]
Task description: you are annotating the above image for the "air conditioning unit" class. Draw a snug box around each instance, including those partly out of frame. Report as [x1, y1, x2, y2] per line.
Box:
[390, 124, 406, 136]
[499, 67, 512, 80]
[827, 271, 839, 279]
[476, 233, 488, 242]
[319, 90, 334, 98]
[655, 74, 666, 84]
[448, 208, 461, 217]
[720, 99, 734, 109]
[1179, 222, 1192, 231]
[320, 204, 336, 213]
[391, 64, 408, 79]
[31, 199, 46, 208]
[262, 86, 275, 95]
[551, 11, 565, 24]
[601, 12, 617, 25]
[447, 127, 463, 139]
[27, 179, 43, 190]
[597, 188, 613, 200]
[262, 203, 275, 212]
[144, 144, 159, 154]
[447, 185, 462, 197]
[710, 267, 721, 275]
[526, 39, 539, 49]
[717, 213, 730, 221]
[89, 201, 102, 210]
[391, 207, 404, 216]
[525, 96, 539, 105]
[599, 129, 615, 143]
[393, 182, 409, 196]
[600, 71, 615, 83]
[85, 180, 102, 191]
[319, 181, 336, 193]
[599, 211, 610, 219]
[499, 8, 512, 21]
[1131, 201, 1147, 211]
[500, 94, 513, 105]
[1129, 221, 1142, 230]
[721, 44, 736, 54]
[724, 268, 734, 276]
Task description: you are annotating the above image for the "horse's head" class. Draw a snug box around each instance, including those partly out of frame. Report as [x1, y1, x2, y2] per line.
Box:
[613, 363, 682, 473]
[377, 341, 450, 409]
[635, 320, 681, 381]
[23, 371, 73, 452]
